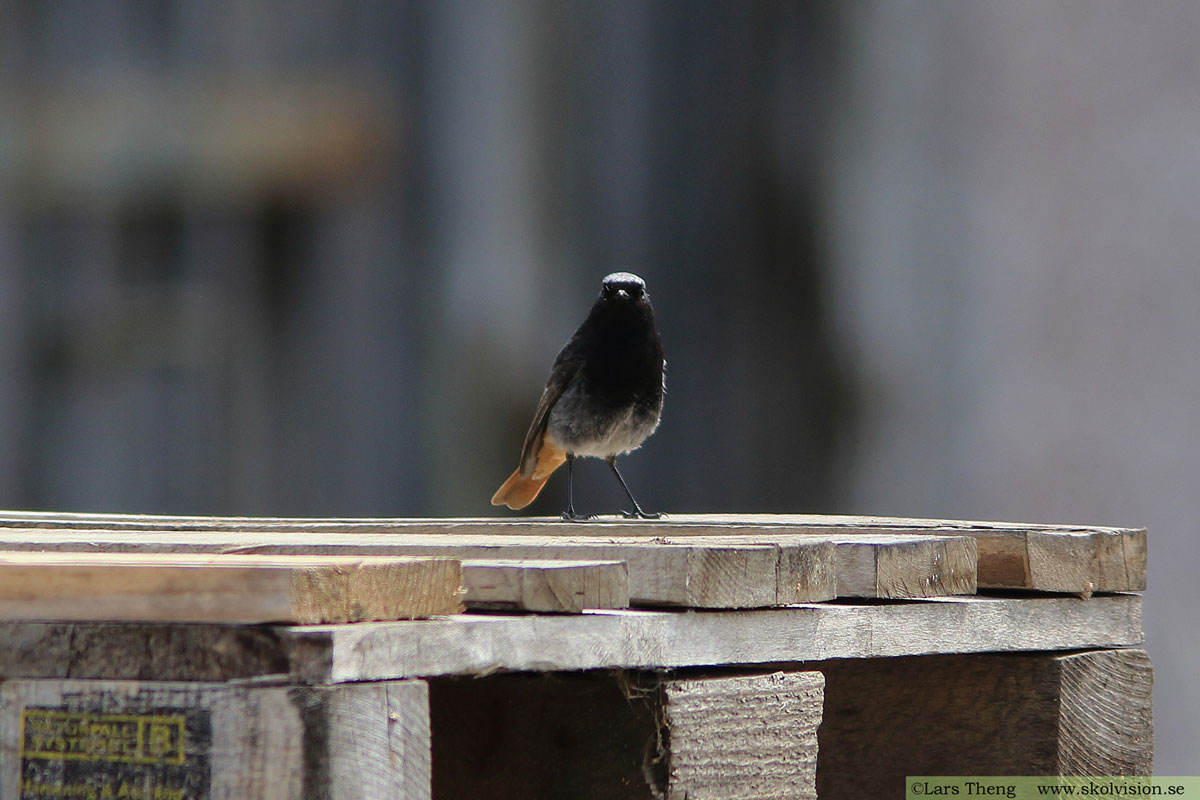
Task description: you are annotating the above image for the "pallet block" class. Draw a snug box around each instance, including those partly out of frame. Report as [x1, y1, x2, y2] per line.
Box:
[661, 671, 823, 800]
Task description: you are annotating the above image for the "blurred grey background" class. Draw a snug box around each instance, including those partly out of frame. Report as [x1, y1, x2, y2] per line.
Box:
[1, 0, 1197, 771]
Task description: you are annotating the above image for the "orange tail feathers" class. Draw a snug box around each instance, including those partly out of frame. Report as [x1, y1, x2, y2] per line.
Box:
[491, 442, 567, 510]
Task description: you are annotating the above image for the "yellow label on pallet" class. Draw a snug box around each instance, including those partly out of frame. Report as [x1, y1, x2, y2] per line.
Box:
[20, 710, 187, 766]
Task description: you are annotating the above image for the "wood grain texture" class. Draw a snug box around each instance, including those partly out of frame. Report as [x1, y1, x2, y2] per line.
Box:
[829, 533, 976, 598]
[311, 594, 1144, 683]
[0, 509, 1140, 592]
[0, 552, 464, 624]
[0, 528, 836, 608]
[0, 521, 983, 602]
[663, 671, 823, 800]
[1057, 649, 1154, 775]
[0, 594, 1143, 684]
[0, 678, 432, 799]
[816, 649, 1153, 799]
[461, 559, 629, 612]
[308, 681, 432, 800]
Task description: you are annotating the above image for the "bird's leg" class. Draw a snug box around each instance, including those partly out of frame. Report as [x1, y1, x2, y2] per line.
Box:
[562, 453, 594, 521]
[606, 456, 661, 519]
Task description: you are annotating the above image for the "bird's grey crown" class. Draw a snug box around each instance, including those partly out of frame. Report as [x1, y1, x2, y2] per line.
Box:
[602, 272, 645, 288]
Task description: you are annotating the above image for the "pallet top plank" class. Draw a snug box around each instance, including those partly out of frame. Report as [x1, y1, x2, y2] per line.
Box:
[0, 510, 1143, 595]
[0, 525, 980, 601]
[0, 509, 1141, 536]
[0, 552, 463, 624]
[0, 551, 629, 614]
[0, 510, 1139, 593]
[0, 528, 837, 609]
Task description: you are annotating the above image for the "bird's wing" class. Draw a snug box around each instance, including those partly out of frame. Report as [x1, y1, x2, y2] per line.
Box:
[518, 353, 582, 477]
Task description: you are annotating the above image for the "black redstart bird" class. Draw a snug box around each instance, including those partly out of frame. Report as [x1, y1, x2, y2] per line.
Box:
[491, 272, 665, 520]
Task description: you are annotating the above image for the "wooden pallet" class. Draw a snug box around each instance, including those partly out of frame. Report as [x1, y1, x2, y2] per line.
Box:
[0, 512, 1151, 800]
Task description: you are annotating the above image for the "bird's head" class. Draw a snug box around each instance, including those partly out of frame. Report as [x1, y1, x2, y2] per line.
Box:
[600, 272, 647, 302]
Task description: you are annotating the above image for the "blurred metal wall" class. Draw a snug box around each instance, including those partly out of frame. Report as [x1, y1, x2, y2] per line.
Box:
[831, 1, 1200, 773]
[0, 1, 845, 516]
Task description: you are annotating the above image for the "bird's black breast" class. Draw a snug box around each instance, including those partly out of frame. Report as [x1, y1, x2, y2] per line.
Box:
[572, 298, 663, 412]
[543, 291, 664, 455]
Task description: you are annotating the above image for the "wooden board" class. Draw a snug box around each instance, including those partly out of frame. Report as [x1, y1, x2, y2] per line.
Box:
[823, 533, 975, 598]
[0, 678, 432, 800]
[662, 671, 823, 800]
[0, 523, 985, 601]
[816, 648, 1153, 797]
[0, 594, 1142, 684]
[0, 509, 1139, 593]
[665, 514, 1147, 593]
[0, 529, 836, 609]
[0, 552, 463, 624]
[461, 559, 629, 612]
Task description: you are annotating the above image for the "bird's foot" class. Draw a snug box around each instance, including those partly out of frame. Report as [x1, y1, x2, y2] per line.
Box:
[620, 509, 663, 520]
[562, 510, 597, 522]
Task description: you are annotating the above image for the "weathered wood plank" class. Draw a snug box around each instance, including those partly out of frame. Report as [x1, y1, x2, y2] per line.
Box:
[0, 594, 1142, 684]
[0, 552, 464, 624]
[816, 649, 1153, 798]
[461, 559, 629, 612]
[823, 533, 976, 598]
[0, 529, 836, 608]
[0, 678, 432, 799]
[0, 509, 1142, 543]
[662, 671, 823, 800]
[0, 510, 1136, 592]
[313, 594, 1144, 683]
[626, 514, 1146, 594]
